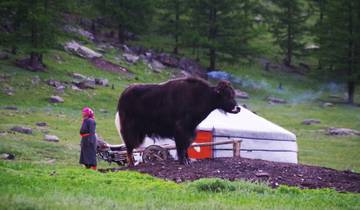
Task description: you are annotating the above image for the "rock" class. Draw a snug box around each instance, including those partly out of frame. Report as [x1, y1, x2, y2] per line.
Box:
[121, 44, 132, 54]
[0, 52, 9, 60]
[49, 95, 64, 103]
[95, 78, 109, 86]
[0, 74, 11, 82]
[302, 119, 321, 125]
[1, 153, 15, 160]
[156, 53, 179, 67]
[73, 78, 96, 89]
[326, 127, 360, 136]
[71, 73, 87, 80]
[178, 57, 207, 78]
[123, 53, 140, 64]
[3, 86, 14, 96]
[99, 109, 108, 113]
[322, 102, 334, 107]
[255, 172, 270, 177]
[235, 90, 249, 99]
[0, 131, 7, 136]
[10, 126, 33, 134]
[64, 40, 102, 59]
[2, 106, 18, 110]
[266, 96, 287, 104]
[15, 57, 47, 72]
[36, 122, 47, 127]
[44, 134, 60, 142]
[71, 85, 82, 91]
[148, 60, 166, 73]
[47, 79, 62, 88]
[31, 76, 41, 85]
[47, 159, 56, 164]
[55, 85, 65, 94]
[64, 25, 95, 41]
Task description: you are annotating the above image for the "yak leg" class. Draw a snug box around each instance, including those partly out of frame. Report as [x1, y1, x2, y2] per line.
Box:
[175, 125, 192, 165]
[121, 127, 144, 167]
[126, 147, 135, 167]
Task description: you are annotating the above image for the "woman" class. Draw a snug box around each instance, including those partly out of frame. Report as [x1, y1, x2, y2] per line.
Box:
[79, 107, 97, 170]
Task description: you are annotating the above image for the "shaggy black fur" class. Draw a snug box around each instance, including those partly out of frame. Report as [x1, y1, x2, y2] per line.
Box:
[117, 77, 240, 165]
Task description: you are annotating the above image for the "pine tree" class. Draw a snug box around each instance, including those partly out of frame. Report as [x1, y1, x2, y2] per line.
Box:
[270, 0, 308, 66]
[187, 0, 257, 70]
[317, 0, 360, 104]
[0, 0, 68, 71]
[99, 0, 154, 43]
[157, 0, 188, 54]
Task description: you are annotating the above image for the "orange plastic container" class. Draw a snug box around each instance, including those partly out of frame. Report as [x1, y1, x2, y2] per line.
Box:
[188, 130, 213, 159]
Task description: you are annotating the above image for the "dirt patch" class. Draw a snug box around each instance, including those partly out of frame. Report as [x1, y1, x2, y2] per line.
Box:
[101, 157, 360, 193]
[90, 58, 131, 75]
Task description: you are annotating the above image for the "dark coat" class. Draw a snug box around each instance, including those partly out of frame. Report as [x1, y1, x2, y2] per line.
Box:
[79, 118, 97, 166]
[117, 77, 240, 164]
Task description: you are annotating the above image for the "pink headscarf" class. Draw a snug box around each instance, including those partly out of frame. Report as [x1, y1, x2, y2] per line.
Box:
[82, 107, 94, 119]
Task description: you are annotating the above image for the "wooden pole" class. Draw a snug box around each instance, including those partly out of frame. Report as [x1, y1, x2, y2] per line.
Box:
[112, 139, 242, 156]
[233, 140, 241, 157]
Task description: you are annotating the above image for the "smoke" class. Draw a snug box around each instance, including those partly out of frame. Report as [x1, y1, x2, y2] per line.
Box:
[207, 71, 346, 104]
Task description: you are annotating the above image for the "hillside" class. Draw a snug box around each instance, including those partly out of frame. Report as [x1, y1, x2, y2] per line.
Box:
[1, 29, 360, 209]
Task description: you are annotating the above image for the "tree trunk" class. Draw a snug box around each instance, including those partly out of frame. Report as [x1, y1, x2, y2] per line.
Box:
[30, 20, 43, 70]
[346, 1, 355, 104]
[208, 6, 217, 70]
[118, 24, 125, 44]
[209, 48, 216, 70]
[30, 52, 42, 68]
[173, 0, 179, 55]
[286, 4, 293, 66]
[347, 81, 355, 104]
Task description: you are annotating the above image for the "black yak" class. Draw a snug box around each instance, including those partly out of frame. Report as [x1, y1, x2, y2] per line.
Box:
[115, 77, 240, 166]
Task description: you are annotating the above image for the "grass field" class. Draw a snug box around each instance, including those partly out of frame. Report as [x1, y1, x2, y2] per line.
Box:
[0, 42, 359, 209]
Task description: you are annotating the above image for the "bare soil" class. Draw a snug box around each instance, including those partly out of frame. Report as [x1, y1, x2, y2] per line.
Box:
[90, 58, 130, 75]
[102, 157, 360, 193]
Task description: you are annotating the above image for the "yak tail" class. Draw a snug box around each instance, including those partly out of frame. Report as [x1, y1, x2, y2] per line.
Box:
[115, 112, 122, 139]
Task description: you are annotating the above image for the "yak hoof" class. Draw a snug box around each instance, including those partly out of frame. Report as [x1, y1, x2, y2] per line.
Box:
[179, 158, 191, 165]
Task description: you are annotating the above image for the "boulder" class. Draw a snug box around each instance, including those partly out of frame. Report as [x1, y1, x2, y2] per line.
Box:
[326, 128, 360, 136]
[0, 52, 9, 60]
[10, 126, 33, 134]
[266, 96, 287, 104]
[0, 131, 6, 136]
[302, 119, 321, 125]
[0, 74, 11, 82]
[49, 96, 64, 103]
[0, 153, 15, 160]
[55, 85, 65, 94]
[36, 122, 48, 127]
[71, 73, 87, 80]
[235, 90, 249, 99]
[3, 86, 14, 96]
[47, 79, 62, 88]
[123, 53, 140, 64]
[73, 78, 96, 89]
[31, 76, 41, 85]
[71, 85, 82, 91]
[178, 57, 207, 78]
[322, 102, 334, 107]
[44, 134, 60, 142]
[64, 40, 102, 59]
[148, 60, 166, 73]
[64, 25, 95, 41]
[156, 53, 179, 67]
[95, 78, 109, 86]
[2, 106, 18, 110]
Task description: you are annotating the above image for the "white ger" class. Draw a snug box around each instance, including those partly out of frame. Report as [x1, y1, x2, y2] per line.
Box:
[115, 105, 298, 164]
